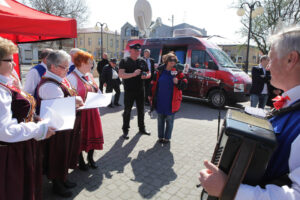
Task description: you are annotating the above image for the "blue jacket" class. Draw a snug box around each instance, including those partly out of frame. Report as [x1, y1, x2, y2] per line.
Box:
[263, 105, 300, 181]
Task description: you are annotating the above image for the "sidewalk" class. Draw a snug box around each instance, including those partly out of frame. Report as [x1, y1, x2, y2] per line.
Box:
[43, 88, 232, 200]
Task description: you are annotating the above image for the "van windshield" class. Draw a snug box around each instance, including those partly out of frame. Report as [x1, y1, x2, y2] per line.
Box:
[208, 48, 237, 68]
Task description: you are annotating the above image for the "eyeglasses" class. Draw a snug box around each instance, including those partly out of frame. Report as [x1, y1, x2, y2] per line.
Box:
[168, 59, 177, 62]
[1, 59, 14, 63]
[57, 65, 69, 71]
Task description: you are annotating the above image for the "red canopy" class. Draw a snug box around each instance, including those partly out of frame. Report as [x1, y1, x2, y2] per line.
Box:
[0, 0, 77, 76]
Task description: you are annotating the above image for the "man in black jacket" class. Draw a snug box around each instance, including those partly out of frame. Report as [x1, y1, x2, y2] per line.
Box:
[249, 55, 271, 109]
[119, 43, 151, 139]
[143, 49, 155, 105]
[101, 58, 121, 107]
[97, 53, 109, 92]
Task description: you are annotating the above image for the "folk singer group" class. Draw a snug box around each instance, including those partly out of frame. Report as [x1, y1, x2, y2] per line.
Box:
[0, 25, 300, 200]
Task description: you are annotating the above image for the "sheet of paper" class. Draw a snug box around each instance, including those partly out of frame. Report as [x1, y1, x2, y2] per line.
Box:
[244, 106, 267, 118]
[78, 92, 112, 110]
[40, 97, 76, 131]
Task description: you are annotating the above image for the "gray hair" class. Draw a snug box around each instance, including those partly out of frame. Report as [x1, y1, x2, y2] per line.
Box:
[260, 55, 268, 62]
[69, 48, 81, 56]
[40, 48, 53, 60]
[144, 49, 151, 53]
[269, 26, 300, 58]
[46, 50, 71, 70]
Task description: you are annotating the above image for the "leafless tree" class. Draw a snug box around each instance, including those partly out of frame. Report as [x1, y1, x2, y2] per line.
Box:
[238, 0, 300, 54]
[21, 0, 89, 27]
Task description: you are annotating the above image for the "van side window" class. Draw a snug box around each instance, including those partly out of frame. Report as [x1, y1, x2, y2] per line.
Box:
[191, 50, 208, 69]
[141, 48, 160, 63]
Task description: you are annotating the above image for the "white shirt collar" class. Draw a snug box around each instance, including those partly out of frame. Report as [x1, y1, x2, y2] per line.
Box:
[0, 74, 10, 85]
[44, 70, 63, 83]
[41, 62, 47, 69]
[69, 61, 74, 66]
[282, 85, 300, 108]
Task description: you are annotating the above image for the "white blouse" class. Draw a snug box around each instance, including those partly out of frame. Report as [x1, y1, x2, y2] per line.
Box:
[0, 74, 48, 143]
[38, 71, 65, 99]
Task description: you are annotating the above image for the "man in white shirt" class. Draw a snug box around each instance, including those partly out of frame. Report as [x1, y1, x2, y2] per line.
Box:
[24, 48, 53, 96]
[199, 26, 300, 200]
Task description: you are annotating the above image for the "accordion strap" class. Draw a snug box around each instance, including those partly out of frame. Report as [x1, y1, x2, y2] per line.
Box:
[220, 139, 257, 200]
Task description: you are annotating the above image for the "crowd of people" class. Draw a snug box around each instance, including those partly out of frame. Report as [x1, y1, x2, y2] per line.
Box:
[1, 25, 300, 200]
[0, 36, 187, 199]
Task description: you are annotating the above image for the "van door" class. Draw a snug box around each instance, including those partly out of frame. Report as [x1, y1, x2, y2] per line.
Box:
[183, 50, 210, 98]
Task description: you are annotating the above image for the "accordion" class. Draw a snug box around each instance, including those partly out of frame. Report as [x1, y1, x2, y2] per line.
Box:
[202, 109, 277, 200]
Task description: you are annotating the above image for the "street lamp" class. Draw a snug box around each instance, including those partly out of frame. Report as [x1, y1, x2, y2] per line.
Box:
[95, 22, 108, 60]
[237, 1, 264, 74]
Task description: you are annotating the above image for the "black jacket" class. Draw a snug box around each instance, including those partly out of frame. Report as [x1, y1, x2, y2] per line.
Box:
[143, 57, 155, 79]
[250, 66, 271, 95]
[101, 64, 121, 89]
[97, 59, 109, 76]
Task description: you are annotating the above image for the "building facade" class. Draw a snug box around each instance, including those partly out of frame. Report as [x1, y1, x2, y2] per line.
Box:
[207, 36, 261, 70]
[77, 28, 122, 60]
[120, 22, 207, 55]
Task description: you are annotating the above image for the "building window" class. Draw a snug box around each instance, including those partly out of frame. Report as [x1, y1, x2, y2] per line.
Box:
[110, 39, 113, 47]
[25, 50, 33, 60]
[88, 38, 92, 46]
[98, 38, 101, 46]
[125, 28, 131, 36]
[116, 40, 119, 48]
[79, 38, 83, 46]
[252, 56, 257, 62]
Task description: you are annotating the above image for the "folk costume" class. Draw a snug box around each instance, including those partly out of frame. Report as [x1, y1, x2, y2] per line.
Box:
[0, 74, 48, 200]
[36, 71, 81, 181]
[67, 68, 104, 153]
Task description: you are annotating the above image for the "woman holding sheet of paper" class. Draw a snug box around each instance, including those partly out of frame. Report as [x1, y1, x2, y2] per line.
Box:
[0, 37, 56, 199]
[67, 50, 104, 170]
[35, 50, 84, 198]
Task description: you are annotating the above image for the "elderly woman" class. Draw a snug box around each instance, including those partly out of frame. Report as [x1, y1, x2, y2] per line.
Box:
[149, 52, 187, 144]
[67, 51, 104, 170]
[0, 37, 55, 199]
[36, 50, 83, 198]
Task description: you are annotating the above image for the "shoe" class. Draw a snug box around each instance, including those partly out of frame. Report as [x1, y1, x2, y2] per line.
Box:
[114, 103, 121, 106]
[158, 138, 164, 143]
[53, 180, 73, 198]
[139, 129, 151, 135]
[122, 130, 129, 140]
[87, 150, 98, 169]
[107, 103, 114, 108]
[163, 140, 170, 144]
[63, 179, 77, 189]
[78, 153, 89, 171]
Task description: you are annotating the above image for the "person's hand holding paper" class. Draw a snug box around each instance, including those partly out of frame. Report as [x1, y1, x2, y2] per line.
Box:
[78, 92, 112, 110]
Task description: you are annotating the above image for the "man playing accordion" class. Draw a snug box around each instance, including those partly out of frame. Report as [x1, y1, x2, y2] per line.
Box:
[199, 26, 300, 200]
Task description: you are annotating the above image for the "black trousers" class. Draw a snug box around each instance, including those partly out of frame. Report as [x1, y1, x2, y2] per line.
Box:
[99, 77, 104, 93]
[122, 89, 145, 132]
[144, 79, 151, 103]
[106, 81, 120, 104]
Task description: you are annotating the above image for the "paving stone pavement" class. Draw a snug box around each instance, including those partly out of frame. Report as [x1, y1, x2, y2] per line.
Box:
[39, 83, 248, 200]
[19, 66, 248, 200]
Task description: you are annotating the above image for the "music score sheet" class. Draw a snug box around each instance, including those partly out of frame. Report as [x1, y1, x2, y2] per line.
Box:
[40, 97, 76, 131]
[78, 92, 112, 110]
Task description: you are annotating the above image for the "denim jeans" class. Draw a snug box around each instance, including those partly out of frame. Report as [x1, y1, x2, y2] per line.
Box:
[250, 94, 269, 109]
[157, 113, 175, 140]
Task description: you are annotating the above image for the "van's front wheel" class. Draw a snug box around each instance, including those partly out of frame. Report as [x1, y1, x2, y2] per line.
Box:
[208, 89, 226, 108]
